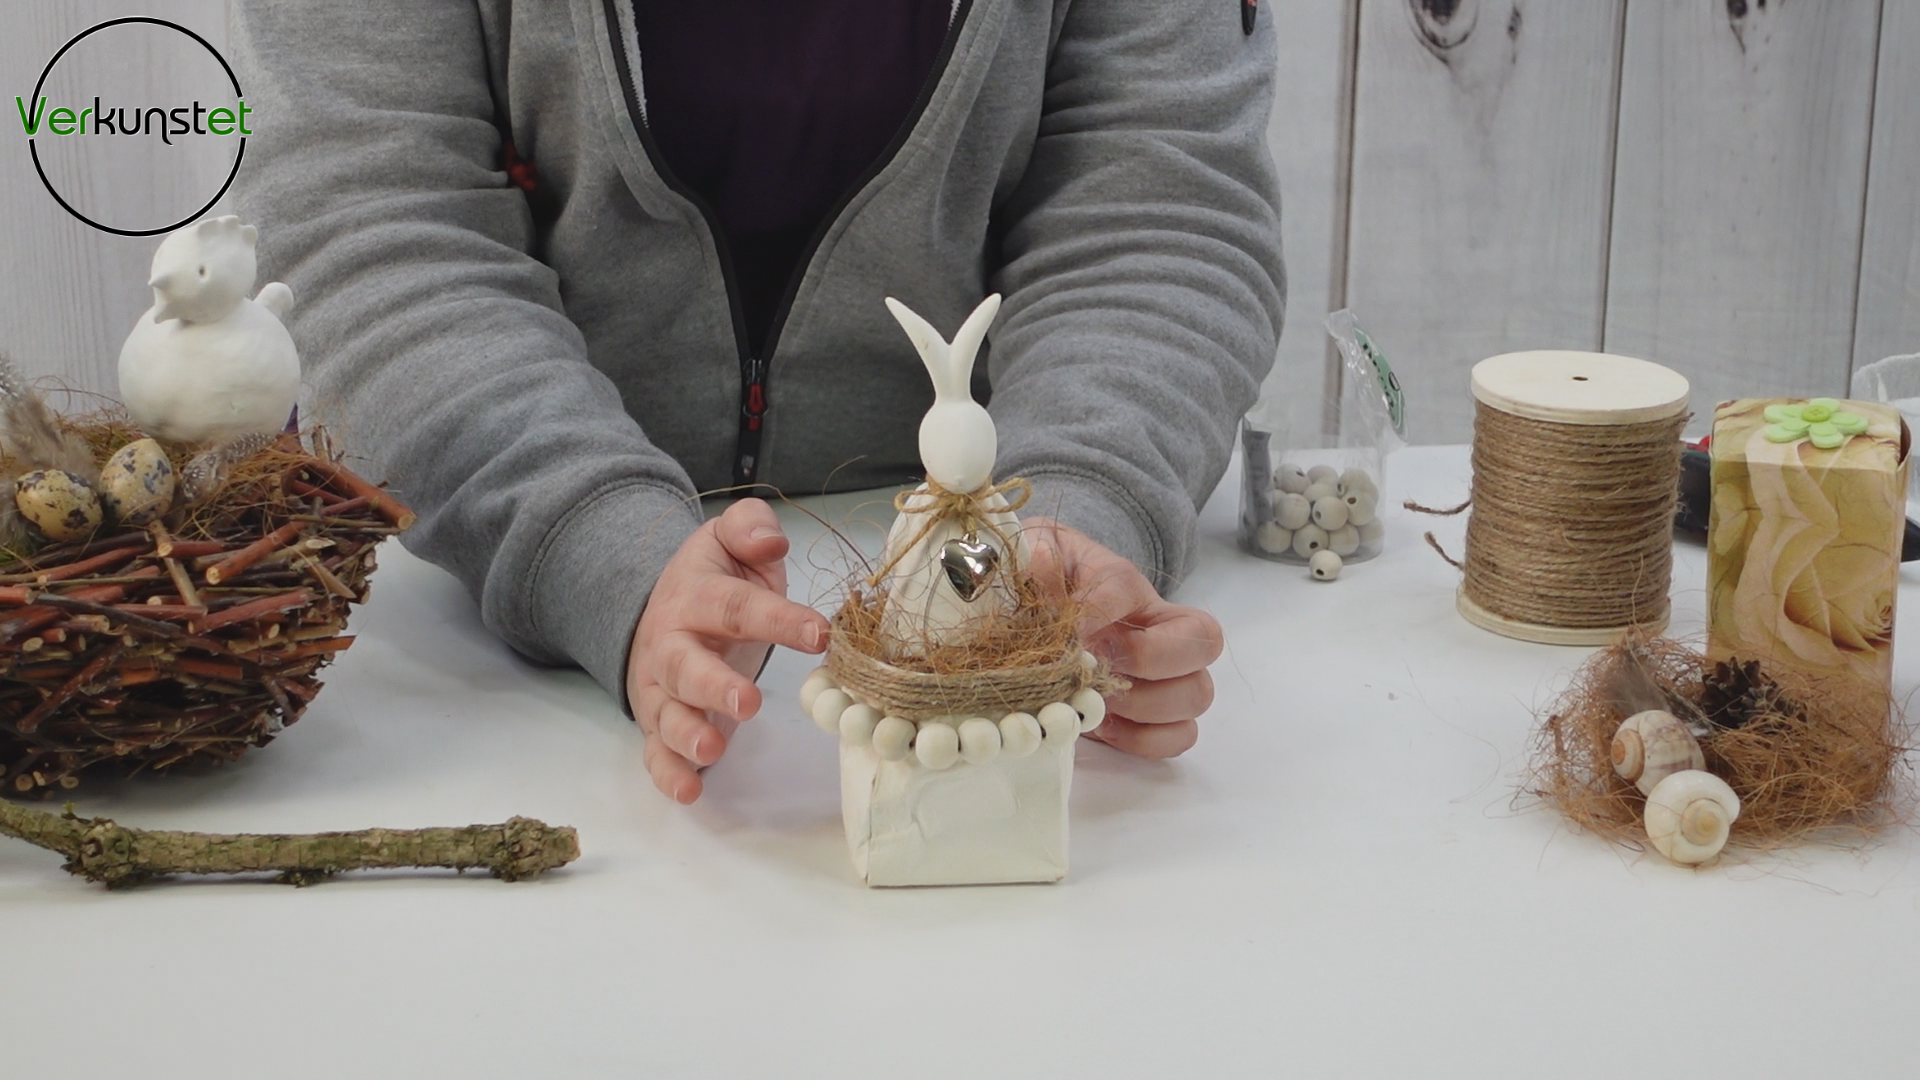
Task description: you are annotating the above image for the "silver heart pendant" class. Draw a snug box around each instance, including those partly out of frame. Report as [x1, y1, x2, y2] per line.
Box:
[940, 534, 1001, 602]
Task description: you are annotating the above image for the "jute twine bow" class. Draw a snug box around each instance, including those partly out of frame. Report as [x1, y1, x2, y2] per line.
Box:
[1409, 401, 1684, 631]
[865, 476, 1033, 587]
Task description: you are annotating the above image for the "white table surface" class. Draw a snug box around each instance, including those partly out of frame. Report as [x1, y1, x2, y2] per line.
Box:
[6, 445, 1920, 1079]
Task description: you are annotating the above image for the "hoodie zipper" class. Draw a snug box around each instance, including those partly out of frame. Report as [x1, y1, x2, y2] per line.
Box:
[602, 0, 974, 489]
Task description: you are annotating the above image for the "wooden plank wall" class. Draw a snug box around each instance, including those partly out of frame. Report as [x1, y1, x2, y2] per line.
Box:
[1, 1, 1913, 446]
[1342, 0, 1626, 444]
[0, 0, 232, 397]
[1854, 0, 1920, 370]
[1604, 0, 1883, 431]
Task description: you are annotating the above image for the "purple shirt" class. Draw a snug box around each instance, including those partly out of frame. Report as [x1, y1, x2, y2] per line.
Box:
[633, 1, 954, 357]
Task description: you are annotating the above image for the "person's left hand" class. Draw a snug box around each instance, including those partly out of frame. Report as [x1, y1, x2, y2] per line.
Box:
[1020, 517, 1222, 757]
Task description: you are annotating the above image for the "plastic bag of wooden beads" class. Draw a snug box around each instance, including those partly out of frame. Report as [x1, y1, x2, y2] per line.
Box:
[1239, 310, 1405, 567]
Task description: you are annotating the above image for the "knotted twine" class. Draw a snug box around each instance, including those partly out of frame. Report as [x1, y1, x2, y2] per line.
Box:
[1413, 400, 1685, 634]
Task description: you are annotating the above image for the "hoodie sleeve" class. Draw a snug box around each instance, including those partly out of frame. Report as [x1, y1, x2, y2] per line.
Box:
[229, 0, 702, 703]
[988, 0, 1286, 590]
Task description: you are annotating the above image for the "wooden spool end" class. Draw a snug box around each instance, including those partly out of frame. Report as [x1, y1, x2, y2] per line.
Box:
[1471, 350, 1689, 426]
[1462, 350, 1689, 646]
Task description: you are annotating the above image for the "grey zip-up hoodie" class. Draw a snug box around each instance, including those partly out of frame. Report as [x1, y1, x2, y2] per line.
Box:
[230, 0, 1286, 702]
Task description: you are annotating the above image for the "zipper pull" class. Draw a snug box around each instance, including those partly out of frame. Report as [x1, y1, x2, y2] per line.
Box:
[736, 357, 768, 484]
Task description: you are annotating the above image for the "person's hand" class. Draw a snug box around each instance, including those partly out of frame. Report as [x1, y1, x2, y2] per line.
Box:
[628, 498, 828, 803]
[1021, 517, 1223, 758]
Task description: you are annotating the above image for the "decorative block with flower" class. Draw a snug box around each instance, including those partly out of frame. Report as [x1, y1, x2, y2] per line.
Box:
[1708, 398, 1910, 690]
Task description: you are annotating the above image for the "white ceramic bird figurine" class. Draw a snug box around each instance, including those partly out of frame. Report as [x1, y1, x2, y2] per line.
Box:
[877, 294, 1029, 652]
[118, 216, 300, 445]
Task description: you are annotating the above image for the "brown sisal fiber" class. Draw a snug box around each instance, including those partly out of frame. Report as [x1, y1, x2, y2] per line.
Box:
[828, 582, 1122, 722]
[1462, 401, 1684, 632]
[1526, 638, 1905, 849]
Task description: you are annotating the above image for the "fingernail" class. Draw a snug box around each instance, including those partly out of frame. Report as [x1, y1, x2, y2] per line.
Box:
[749, 526, 781, 542]
[805, 622, 827, 651]
[726, 687, 743, 718]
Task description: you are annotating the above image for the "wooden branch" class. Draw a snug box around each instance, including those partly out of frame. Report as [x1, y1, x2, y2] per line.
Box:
[0, 800, 580, 888]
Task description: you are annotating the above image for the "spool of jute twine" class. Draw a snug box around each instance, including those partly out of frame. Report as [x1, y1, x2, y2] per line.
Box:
[1422, 351, 1689, 646]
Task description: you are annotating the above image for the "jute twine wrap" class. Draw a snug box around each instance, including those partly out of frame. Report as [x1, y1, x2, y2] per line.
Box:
[1458, 400, 1684, 631]
[864, 476, 1031, 587]
[827, 610, 1115, 721]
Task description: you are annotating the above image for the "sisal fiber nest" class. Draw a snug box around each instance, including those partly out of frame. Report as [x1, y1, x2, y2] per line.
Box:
[1526, 637, 1907, 850]
[0, 416, 411, 796]
[828, 569, 1122, 722]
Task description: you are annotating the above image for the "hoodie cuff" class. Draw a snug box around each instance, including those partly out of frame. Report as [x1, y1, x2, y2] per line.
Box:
[1019, 468, 1172, 593]
[524, 480, 703, 710]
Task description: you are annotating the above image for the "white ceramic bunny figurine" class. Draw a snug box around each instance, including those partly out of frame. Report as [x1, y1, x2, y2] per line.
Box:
[119, 215, 301, 445]
[877, 293, 1030, 652]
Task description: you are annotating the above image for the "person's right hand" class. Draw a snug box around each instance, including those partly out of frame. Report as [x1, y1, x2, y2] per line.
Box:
[627, 498, 829, 803]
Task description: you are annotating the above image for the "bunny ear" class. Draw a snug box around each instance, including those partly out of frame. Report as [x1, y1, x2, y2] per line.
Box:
[944, 294, 1001, 390]
[885, 296, 951, 382]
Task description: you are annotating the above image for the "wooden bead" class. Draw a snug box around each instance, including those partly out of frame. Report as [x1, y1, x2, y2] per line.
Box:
[1345, 491, 1378, 526]
[1038, 702, 1081, 746]
[1255, 522, 1294, 554]
[839, 703, 881, 746]
[873, 716, 915, 760]
[1309, 549, 1343, 581]
[811, 688, 853, 734]
[1358, 519, 1385, 547]
[1291, 524, 1329, 557]
[1069, 687, 1107, 732]
[999, 712, 1042, 757]
[958, 717, 1002, 764]
[1328, 524, 1361, 556]
[1307, 464, 1340, 484]
[1302, 481, 1339, 504]
[1311, 495, 1349, 530]
[1337, 468, 1378, 498]
[798, 667, 835, 713]
[914, 721, 960, 769]
[1274, 492, 1312, 529]
[1273, 463, 1310, 494]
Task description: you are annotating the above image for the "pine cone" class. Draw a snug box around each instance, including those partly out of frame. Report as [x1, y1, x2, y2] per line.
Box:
[1700, 657, 1806, 729]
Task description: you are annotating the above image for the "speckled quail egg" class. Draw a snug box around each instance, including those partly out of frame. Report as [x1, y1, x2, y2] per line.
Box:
[97, 438, 176, 527]
[15, 469, 103, 541]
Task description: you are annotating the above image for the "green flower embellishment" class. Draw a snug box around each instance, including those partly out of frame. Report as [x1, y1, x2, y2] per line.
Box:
[1763, 398, 1869, 450]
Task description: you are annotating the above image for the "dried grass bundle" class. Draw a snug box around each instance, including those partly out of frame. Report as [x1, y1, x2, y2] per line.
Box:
[0, 412, 411, 795]
[1527, 637, 1907, 849]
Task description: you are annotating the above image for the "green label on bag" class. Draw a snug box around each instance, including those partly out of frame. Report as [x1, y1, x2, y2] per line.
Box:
[1353, 325, 1405, 437]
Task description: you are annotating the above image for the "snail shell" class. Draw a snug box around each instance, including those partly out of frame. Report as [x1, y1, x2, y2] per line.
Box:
[1611, 709, 1704, 795]
[1643, 769, 1741, 865]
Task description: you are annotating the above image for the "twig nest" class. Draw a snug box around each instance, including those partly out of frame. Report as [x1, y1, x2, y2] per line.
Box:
[96, 438, 176, 527]
[999, 711, 1042, 757]
[914, 720, 960, 769]
[14, 469, 103, 541]
[1644, 769, 1741, 865]
[1611, 709, 1704, 795]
